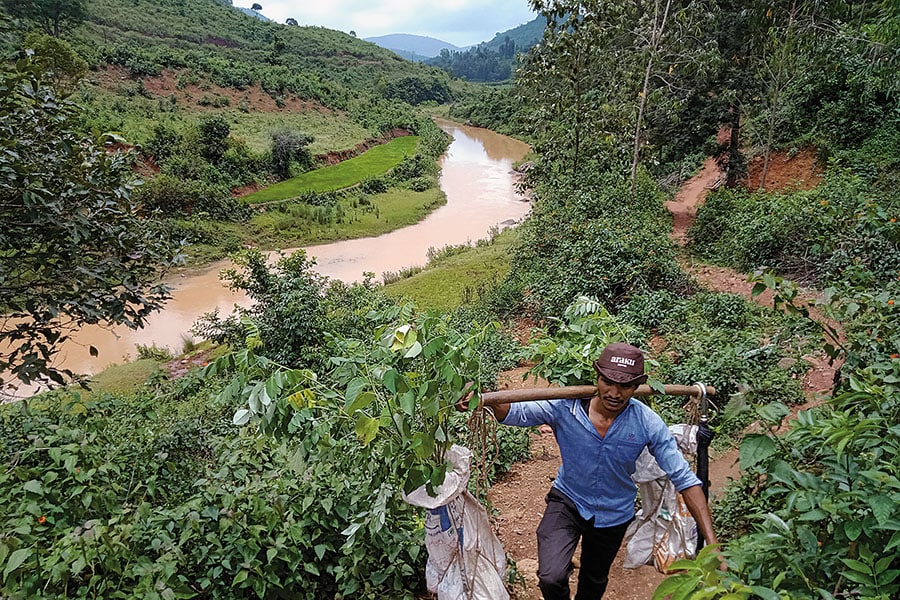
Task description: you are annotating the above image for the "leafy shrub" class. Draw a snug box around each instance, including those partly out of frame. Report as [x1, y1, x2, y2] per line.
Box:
[269, 129, 314, 180]
[206, 249, 330, 369]
[0, 385, 426, 599]
[135, 343, 173, 361]
[360, 175, 388, 194]
[710, 378, 900, 599]
[406, 176, 432, 192]
[618, 290, 685, 331]
[156, 218, 242, 253]
[380, 74, 452, 106]
[692, 292, 750, 330]
[196, 113, 231, 162]
[144, 123, 184, 162]
[523, 296, 640, 387]
[135, 175, 250, 221]
[391, 153, 429, 181]
[690, 169, 900, 287]
[509, 171, 691, 318]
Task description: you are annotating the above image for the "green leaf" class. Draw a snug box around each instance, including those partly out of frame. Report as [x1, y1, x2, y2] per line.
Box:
[344, 377, 366, 409]
[4, 548, 32, 581]
[399, 390, 416, 416]
[346, 391, 376, 414]
[740, 434, 776, 469]
[382, 368, 400, 394]
[751, 282, 768, 297]
[875, 556, 894, 574]
[354, 414, 379, 445]
[756, 402, 789, 424]
[232, 570, 249, 585]
[314, 544, 327, 560]
[723, 392, 751, 422]
[867, 495, 893, 525]
[886, 531, 900, 552]
[304, 562, 320, 576]
[421, 394, 440, 418]
[840, 558, 872, 574]
[411, 432, 435, 460]
[22, 480, 42, 495]
[840, 569, 874, 585]
[648, 377, 666, 394]
[844, 520, 862, 541]
[748, 586, 782, 600]
[652, 574, 699, 600]
[233, 409, 251, 426]
[423, 336, 445, 358]
[403, 340, 423, 359]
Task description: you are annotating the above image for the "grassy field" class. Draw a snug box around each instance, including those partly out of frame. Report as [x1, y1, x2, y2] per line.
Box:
[242, 136, 420, 203]
[383, 228, 519, 311]
[75, 87, 372, 153]
[227, 112, 371, 154]
[241, 185, 446, 249]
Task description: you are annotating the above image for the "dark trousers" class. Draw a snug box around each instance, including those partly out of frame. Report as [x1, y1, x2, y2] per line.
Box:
[536, 487, 631, 600]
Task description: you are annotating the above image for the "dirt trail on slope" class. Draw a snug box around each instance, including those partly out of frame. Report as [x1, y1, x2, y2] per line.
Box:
[487, 148, 837, 600]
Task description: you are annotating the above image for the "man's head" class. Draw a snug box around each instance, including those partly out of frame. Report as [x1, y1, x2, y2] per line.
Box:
[592, 342, 647, 387]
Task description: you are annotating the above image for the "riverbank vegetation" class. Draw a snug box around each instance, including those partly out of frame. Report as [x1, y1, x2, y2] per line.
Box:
[2, 0, 899, 598]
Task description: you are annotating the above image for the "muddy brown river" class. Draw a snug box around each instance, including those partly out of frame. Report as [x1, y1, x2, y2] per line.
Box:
[8, 122, 530, 397]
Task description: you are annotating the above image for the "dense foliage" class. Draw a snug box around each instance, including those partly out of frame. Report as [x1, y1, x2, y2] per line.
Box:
[0, 58, 179, 391]
[506, 170, 689, 320]
[691, 164, 900, 288]
[0, 377, 428, 599]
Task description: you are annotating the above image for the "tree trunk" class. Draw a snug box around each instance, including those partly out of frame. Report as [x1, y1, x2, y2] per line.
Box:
[629, 0, 672, 195]
[630, 56, 654, 194]
[725, 107, 742, 188]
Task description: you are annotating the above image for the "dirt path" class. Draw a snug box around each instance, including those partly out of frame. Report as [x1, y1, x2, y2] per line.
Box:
[488, 149, 837, 599]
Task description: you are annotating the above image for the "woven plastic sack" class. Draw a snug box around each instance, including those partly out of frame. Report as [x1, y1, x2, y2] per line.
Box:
[623, 424, 698, 572]
[403, 445, 509, 600]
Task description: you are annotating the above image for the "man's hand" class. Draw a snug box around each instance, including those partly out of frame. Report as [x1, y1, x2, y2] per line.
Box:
[456, 382, 477, 412]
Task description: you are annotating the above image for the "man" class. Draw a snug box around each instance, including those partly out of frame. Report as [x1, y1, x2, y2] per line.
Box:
[480, 342, 718, 599]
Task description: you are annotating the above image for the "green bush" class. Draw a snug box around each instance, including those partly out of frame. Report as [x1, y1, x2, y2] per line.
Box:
[406, 176, 432, 192]
[690, 169, 900, 287]
[0, 386, 426, 599]
[360, 175, 388, 194]
[508, 171, 691, 319]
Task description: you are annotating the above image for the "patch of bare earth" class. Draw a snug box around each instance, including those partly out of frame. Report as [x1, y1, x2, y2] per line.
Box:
[92, 65, 330, 114]
[486, 143, 834, 600]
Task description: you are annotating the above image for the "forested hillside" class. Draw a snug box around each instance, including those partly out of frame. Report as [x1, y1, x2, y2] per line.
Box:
[426, 16, 544, 82]
[2, 0, 899, 599]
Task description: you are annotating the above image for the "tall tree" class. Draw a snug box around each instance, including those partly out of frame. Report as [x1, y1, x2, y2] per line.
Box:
[1, 0, 86, 37]
[0, 58, 179, 392]
[521, 0, 718, 184]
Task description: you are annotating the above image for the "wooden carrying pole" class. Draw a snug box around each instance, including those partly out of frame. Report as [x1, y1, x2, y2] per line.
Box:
[480, 384, 716, 407]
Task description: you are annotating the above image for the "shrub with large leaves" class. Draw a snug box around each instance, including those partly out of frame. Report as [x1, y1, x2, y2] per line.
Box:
[0, 58, 178, 390]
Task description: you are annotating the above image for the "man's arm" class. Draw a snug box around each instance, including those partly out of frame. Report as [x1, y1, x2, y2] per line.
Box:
[681, 483, 728, 572]
[680, 485, 717, 546]
[487, 401, 511, 422]
[458, 387, 511, 422]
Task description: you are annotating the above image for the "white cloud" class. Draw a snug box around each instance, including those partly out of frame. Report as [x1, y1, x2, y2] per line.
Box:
[234, 0, 536, 46]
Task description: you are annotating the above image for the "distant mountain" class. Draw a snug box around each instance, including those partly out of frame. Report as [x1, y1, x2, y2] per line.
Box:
[481, 16, 543, 52]
[365, 34, 466, 62]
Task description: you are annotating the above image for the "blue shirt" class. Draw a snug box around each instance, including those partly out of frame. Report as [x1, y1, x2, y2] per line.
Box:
[501, 397, 701, 527]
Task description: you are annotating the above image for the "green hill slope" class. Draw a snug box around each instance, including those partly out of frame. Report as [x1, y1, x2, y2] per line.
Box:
[53, 0, 454, 112]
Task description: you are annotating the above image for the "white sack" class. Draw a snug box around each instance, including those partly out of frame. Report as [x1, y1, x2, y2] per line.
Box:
[403, 445, 509, 600]
[623, 425, 699, 572]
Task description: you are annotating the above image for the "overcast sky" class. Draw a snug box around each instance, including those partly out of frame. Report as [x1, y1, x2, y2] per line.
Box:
[234, 0, 537, 47]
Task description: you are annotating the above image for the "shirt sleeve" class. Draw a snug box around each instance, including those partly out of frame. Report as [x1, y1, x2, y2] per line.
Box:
[499, 400, 560, 427]
[646, 414, 702, 492]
